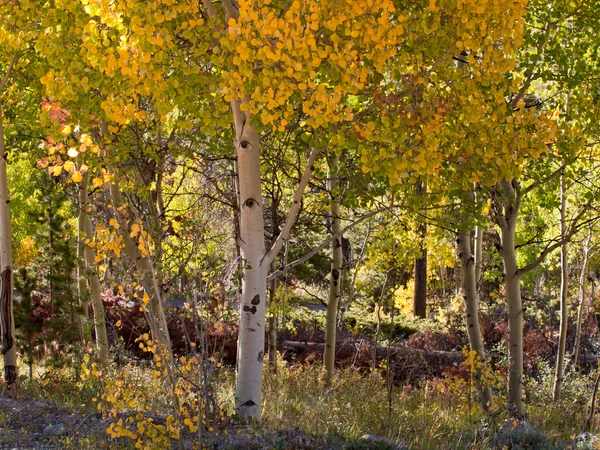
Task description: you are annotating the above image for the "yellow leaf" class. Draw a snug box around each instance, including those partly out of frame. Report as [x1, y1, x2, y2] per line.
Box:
[109, 218, 120, 229]
[64, 160, 75, 173]
[92, 177, 103, 188]
[72, 171, 83, 182]
[59, 124, 72, 136]
[52, 165, 63, 176]
[115, 320, 122, 327]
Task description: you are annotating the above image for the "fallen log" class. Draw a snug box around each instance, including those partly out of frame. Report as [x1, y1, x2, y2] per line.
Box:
[280, 339, 463, 361]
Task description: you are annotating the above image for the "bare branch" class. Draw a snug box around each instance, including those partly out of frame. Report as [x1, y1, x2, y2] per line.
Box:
[0, 53, 19, 94]
[263, 147, 319, 266]
[267, 205, 393, 282]
[509, 22, 553, 109]
[518, 195, 600, 275]
[202, 0, 217, 18]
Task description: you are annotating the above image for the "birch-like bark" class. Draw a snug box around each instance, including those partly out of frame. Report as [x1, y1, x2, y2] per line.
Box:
[553, 173, 568, 401]
[474, 225, 484, 287]
[108, 179, 182, 430]
[231, 99, 267, 419]
[108, 182, 168, 352]
[206, 0, 317, 419]
[267, 269, 277, 372]
[324, 154, 342, 385]
[0, 106, 16, 384]
[80, 174, 109, 366]
[338, 221, 372, 328]
[573, 230, 593, 370]
[77, 176, 92, 342]
[493, 180, 524, 417]
[457, 230, 493, 412]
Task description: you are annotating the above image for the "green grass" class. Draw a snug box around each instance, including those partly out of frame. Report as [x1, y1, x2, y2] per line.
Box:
[6, 352, 598, 449]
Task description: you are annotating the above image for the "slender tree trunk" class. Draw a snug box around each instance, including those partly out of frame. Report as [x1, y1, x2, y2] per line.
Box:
[457, 230, 493, 412]
[373, 270, 389, 367]
[324, 154, 342, 385]
[108, 178, 183, 433]
[0, 106, 16, 385]
[231, 100, 267, 419]
[80, 175, 109, 367]
[268, 263, 277, 372]
[108, 182, 168, 352]
[338, 222, 371, 328]
[494, 180, 524, 417]
[78, 175, 92, 342]
[413, 182, 427, 318]
[572, 231, 592, 371]
[474, 225, 484, 287]
[553, 173, 568, 401]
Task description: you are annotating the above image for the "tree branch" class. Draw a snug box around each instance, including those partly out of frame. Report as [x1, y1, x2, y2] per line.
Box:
[263, 147, 319, 266]
[509, 22, 553, 109]
[521, 163, 565, 197]
[267, 205, 393, 282]
[518, 195, 600, 275]
[0, 53, 19, 94]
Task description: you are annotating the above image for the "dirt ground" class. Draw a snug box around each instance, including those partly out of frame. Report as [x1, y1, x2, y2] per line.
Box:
[0, 394, 109, 449]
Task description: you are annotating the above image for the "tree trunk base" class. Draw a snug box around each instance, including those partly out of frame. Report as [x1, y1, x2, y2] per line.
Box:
[4, 365, 16, 385]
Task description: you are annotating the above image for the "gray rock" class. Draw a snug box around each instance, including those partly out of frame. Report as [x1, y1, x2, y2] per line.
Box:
[496, 419, 553, 450]
[43, 423, 67, 436]
[572, 432, 600, 449]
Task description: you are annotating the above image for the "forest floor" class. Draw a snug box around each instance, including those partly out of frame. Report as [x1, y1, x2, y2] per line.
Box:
[0, 392, 404, 449]
[0, 393, 109, 449]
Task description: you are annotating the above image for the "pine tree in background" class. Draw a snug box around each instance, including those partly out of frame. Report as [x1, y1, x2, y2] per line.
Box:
[14, 268, 40, 381]
[30, 172, 82, 365]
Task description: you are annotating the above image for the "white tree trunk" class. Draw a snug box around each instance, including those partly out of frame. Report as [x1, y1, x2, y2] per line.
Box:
[77, 176, 91, 342]
[474, 225, 484, 287]
[457, 230, 493, 412]
[494, 180, 524, 417]
[80, 173, 109, 367]
[324, 154, 342, 385]
[553, 173, 568, 401]
[572, 230, 592, 370]
[0, 106, 16, 384]
[232, 100, 267, 419]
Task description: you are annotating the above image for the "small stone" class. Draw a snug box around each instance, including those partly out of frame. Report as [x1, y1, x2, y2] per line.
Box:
[43, 423, 67, 436]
